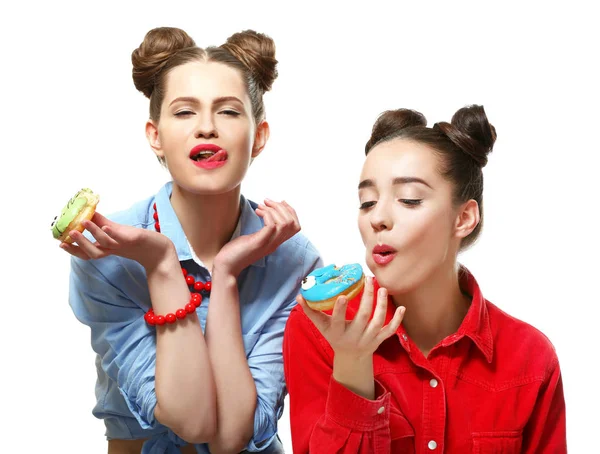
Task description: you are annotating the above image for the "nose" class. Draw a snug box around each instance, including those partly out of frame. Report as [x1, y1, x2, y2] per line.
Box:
[194, 113, 218, 139]
[369, 200, 393, 232]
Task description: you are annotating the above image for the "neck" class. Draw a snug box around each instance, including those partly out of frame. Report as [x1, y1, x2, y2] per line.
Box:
[391, 263, 471, 357]
[170, 183, 242, 270]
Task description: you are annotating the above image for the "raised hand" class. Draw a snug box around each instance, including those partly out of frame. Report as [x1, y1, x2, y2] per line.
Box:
[59, 212, 176, 271]
[298, 276, 405, 358]
[212, 199, 301, 278]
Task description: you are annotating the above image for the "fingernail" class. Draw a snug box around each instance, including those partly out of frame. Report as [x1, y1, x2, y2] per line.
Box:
[400, 306, 406, 315]
[379, 288, 387, 298]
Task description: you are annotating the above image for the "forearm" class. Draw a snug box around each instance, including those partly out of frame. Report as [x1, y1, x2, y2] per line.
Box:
[148, 254, 216, 442]
[205, 270, 257, 453]
[333, 353, 375, 400]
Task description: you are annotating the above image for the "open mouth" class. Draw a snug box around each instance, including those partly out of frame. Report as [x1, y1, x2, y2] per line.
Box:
[190, 149, 228, 162]
[189, 144, 228, 169]
[372, 244, 397, 265]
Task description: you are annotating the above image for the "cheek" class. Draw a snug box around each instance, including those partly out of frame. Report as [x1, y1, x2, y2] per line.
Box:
[357, 215, 371, 245]
[400, 209, 452, 254]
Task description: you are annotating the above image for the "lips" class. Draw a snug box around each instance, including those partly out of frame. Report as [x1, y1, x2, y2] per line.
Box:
[189, 144, 228, 169]
[372, 244, 397, 266]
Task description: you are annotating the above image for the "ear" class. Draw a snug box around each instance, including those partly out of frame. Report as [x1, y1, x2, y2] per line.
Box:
[251, 120, 270, 158]
[145, 120, 164, 161]
[454, 199, 480, 240]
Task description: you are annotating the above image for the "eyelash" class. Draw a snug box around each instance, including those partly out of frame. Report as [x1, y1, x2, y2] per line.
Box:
[359, 199, 423, 210]
[174, 110, 240, 117]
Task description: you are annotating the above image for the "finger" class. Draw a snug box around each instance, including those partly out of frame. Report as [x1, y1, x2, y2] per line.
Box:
[59, 242, 92, 260]
[90, 212, 114, 228]
[365, 287, 389, 336]
[69, 230, 105, 259]
[297, 295, 331, 333]
[330, 296, 348, 333]
[376, 306, 406, 344]
[280, 200, 298, 219]
[350, 276, 375, 332]
[264, 199, 292, 224]
[100, 222, 140, 245]
[81, 220, 119, 249]
[279, 200, 301, 233]
[256, 206, 276, 227]
[266, 199, 301, 234]
[260, 202, 286, 226]
[262, 200, 300, 248]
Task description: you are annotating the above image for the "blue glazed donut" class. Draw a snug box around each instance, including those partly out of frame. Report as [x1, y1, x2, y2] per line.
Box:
[300, 264, 365, 311]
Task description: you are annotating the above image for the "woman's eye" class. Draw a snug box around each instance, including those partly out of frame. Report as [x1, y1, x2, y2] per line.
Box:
[220, 110, 240, 116]
[359, 201, 376, 210]
[174, 110, 194, 117]
[400, 199, 423, 206]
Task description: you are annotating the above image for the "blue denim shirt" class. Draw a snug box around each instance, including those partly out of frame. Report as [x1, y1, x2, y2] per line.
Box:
[69, 182, 322, 453]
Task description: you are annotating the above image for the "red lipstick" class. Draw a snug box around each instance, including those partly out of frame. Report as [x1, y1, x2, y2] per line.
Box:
[372, 244, 397, 266]
[189, 144, 228, 170]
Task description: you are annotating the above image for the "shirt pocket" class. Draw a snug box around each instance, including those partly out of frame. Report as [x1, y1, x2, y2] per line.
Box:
[242, 333, 261, 358]
[472, 431, 522, 454]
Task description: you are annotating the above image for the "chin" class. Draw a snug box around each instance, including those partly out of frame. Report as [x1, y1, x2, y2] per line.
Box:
[366, 258, 419, 295]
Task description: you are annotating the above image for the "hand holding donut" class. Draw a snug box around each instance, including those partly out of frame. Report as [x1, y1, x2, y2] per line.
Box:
[60, 212, 176, 271]
[212, 199, 301, 278]
[298, 276, 405, 358]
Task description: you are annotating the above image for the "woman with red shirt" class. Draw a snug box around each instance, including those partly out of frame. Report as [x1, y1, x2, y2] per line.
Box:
[283, 106, 566, 453]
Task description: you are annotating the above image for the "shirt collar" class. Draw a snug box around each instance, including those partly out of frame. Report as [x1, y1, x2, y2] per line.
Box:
[152, 181, 266, 267]
[454, 267, 494, 362]
[378, 266, 494, 363]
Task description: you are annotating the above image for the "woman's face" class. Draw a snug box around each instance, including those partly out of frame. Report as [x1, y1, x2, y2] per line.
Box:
[357, 138, 468, 295]
[147, 61, 266, 195]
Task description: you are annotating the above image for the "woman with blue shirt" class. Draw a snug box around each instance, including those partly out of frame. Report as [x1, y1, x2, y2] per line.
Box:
[60, 27, 322, 454]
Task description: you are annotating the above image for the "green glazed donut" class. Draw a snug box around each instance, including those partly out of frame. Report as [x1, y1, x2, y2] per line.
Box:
[50, 188, 99, 243]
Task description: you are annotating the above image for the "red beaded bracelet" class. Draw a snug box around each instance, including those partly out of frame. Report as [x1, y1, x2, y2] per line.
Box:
[145, 202, 212, 326]
[144, 292, 202, 326]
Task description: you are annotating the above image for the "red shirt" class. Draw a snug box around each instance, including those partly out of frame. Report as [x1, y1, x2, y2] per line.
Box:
[283, 269, 566, 453]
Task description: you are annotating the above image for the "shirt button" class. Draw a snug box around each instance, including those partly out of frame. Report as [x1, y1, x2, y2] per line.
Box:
[428, 440, 437, 450]
[377, 406, 385, 414]
[429, 378, 438, 388]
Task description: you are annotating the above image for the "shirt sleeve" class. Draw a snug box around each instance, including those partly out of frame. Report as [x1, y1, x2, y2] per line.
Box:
[521, 357, 567, 453]
[284, 307, 402, 454]
[69, 256, 160, 430]
[245, 242, 323, 452]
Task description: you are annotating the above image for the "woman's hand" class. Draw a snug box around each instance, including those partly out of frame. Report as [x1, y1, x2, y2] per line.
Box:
[59, 212, 176, 271]
[298, 277, 405, 359]
[212, 199, 301, 278]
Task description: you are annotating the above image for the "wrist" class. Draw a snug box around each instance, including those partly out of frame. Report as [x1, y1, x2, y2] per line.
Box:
[144, 244, 179, 277]
[210, 268, 238, 291]
[211, 260, 239, 280]
[333, 353, 374, 400]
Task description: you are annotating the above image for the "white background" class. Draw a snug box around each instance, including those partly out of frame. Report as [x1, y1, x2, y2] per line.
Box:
[1, 1, 598, 452]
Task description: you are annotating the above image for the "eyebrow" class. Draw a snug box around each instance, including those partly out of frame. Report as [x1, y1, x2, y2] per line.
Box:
[168, 96, 244, 107]
[358, 177, 433, 190]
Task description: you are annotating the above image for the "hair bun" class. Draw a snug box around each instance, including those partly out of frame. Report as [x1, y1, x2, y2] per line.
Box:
[131, 27, 196, 98]
[365, 109, 427, 153]
[435, 105, 497, 167]
[221, 30, 278, 92]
